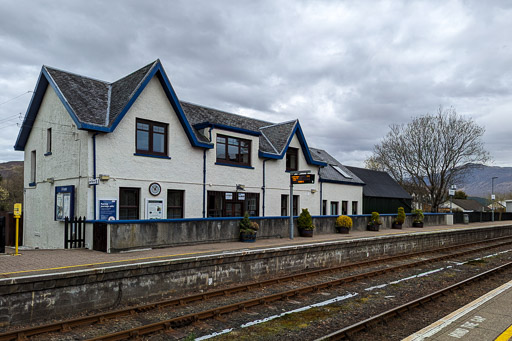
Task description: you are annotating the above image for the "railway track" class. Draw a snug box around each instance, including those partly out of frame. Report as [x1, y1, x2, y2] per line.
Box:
[315, 261, 512, 340]
[1, 236, 511, 341]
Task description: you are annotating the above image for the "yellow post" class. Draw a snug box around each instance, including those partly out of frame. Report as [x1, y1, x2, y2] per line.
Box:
[14, 203, 22, 256]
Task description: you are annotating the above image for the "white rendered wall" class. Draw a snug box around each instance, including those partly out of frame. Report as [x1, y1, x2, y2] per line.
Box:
[320, 182, 363, 215]
[23, 86, 90, 249]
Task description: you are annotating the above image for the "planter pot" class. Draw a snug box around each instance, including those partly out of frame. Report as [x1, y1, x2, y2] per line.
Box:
[367, 223, 380, 232]
[391, 222, 403, 229]
[298, 228, 314, 237]
[412, 222, 424, 228]
[335, 226, 350, 234]
[240, 232, 257, 242]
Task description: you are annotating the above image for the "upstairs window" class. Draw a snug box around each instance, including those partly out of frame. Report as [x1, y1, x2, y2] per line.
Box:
[216, 135, 251, 166]
[46, 128, 52, 155]
[286, 148, 298, 171]
[136, 118, 168, 157]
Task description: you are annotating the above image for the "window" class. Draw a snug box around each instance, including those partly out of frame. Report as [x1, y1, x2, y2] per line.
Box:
[207, 191, 259, 217]
[167, 190, 184, 218]
[352, 201, 358, 215]
[322, 200, 327, 215]
[286, 148, 298, 171]
[281, 195, 288, 216]
[136, 118, 168, 156]
[293, 195, 299, 216]
[332, 165, 352, 179]
[119, 187, 140, 219]
[46, 128, 52, 155]
[216, 135, 251, 166]
[330, 201, 339, 215]
[30, 150, 36, 185]
[342, 201, 348, 215]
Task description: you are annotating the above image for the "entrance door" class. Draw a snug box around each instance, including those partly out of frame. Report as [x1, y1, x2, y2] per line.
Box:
[226, 202, 243, 217]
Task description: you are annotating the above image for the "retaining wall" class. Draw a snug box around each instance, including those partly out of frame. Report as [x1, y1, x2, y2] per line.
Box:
[107, 213, 449, 252]
[1, 224, 510, 327]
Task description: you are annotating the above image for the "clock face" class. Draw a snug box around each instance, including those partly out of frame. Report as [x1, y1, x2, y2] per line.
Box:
[149, 182, 161, 196]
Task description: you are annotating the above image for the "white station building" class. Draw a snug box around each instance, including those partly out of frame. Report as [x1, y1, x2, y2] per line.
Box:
[14, 60, 365, 249]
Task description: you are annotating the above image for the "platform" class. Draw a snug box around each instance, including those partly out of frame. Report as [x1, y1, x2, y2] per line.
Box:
[404, 280, 512, 341]
[0, 221, 501, 279]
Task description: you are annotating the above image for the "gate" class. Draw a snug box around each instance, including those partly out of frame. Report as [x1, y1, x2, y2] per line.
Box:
[64, 216, 86, 248]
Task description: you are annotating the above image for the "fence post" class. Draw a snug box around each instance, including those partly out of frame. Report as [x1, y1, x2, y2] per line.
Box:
[64, 217, 69, 249]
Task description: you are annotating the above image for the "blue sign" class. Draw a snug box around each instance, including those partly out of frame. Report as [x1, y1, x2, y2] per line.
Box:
[99, 199, 117, 220]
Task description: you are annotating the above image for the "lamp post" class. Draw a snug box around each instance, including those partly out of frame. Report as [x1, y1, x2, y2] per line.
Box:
[492, 177, 498, 222]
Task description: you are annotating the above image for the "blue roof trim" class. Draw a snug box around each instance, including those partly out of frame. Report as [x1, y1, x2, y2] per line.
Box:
[320, 179, 365, 186]
[258, 121, 326, 167]
[193, 122, 261, 136]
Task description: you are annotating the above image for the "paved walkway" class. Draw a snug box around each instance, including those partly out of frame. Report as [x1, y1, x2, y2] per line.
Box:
[0, 222, 504, 279]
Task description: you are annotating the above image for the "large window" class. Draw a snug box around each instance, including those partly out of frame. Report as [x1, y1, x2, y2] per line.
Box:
[207, 191, 259, 217]
[352, 201, 358, 215]
[281, 194, 299, 216]
[120, 187, 140, 220]
[167, 190, 184, 218]
[286, 148, 298, 171]
[330, 201, 339, 215]
[136, 118, 168, 156]
[216, 135, 251, 166]
[322, 200, 327, 215]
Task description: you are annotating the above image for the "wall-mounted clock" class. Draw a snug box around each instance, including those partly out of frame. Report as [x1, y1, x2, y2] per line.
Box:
[149, 182, 161, 196]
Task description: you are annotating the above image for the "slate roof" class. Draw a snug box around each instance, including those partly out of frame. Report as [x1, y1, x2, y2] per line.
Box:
[451, 199, 486, 212]
[15, 60, 325, 166]
[345, 166, 412, 199]
[309, 148, 364, 186]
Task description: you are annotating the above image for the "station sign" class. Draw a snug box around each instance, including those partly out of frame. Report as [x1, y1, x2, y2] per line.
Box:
[89, 178, 99, 186]
[291, 174, 315, 184]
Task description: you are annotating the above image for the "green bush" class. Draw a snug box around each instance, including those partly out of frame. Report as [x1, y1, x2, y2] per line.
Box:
[297, 208, 315, 230]
[369, 211, 382, 225]
[412, 209, 424, 223]
[395, 207, 406, 224]
[239, 212, 257, 234]
[335, 215, 353, 229]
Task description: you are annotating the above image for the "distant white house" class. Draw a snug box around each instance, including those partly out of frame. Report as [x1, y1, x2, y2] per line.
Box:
[15, 60, 365, 249]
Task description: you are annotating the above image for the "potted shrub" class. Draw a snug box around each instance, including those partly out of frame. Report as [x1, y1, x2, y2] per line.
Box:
[367, 211, 382, 231]
[335, 215, 352, 234]
[239, 212, 258, 242]
[297, 208, 315, 237]
[412, 209, 424, 227]
[392, 207, 405, 229]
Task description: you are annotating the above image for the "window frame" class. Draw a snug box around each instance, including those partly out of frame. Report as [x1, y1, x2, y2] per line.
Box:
[216, 134, 252, 167]
[342, 201, 348, 215]
[135, 118, 168, 157]
[46, 128, 52, 155]
[30, 150, 36, 186]
[167, 190, 184, 219]
[352, 201, 358, 215]
[119, 187, 140, 220]
[286, 147, 298, 171]
[330, 201, 339, 216]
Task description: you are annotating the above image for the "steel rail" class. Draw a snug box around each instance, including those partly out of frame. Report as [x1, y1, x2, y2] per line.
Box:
[315, 261, 512, 340]
[84, 240, 512, 340]
[0, 235, 510, 341]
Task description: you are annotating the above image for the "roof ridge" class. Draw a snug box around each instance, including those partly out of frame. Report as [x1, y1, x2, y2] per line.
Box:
[44, 65, 109, 85]
[125, 60, 158, 100]
[276, 120, 297, 155]
[105, 84, 112, 126]
[181, 100, 273, 126]
[260, 119, 297, 129]
[260, 130, 279, 154]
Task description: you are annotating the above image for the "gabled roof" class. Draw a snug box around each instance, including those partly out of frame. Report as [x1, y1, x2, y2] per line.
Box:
[309, 148, 364, 186]
[451, 199, 486, 212]
[15, 60, 212, 150]
[14, 60, 325, 167]
[345, 166, 412, 199]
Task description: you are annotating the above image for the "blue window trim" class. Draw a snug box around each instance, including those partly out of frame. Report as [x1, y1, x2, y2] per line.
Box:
[44, 152, 52, 156]
[28, 182, 36, 187]
[133, 153, 171, 160]
[215, 162, 254, 169]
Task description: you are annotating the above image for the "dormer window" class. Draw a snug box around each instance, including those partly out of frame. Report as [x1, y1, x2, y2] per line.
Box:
[286, 148, 298, 171]
[216, 135, 251, 166]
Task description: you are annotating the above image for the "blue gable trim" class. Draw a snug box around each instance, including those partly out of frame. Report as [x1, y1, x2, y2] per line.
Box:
[258, 121, 326, 167]
[193, 122, 261, 136]
[108, 62, 213, 149]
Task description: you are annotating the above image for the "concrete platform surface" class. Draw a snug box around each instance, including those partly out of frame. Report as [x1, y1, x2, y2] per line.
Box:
[404, 280, 512, 341]
[0, 221, 505, 279]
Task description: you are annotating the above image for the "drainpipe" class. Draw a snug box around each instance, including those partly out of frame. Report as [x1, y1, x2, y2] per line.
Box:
[262, 159, 269, 216]
[319, 167, 323, 215]
[92, 133, 99, 220]
[203, 149, 206, 218]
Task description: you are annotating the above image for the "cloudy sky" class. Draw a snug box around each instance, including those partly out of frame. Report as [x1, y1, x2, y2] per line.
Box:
[1, 0, 511, 167]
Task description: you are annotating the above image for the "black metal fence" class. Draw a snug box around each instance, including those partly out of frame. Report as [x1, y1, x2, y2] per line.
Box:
[64, 216, 86, 248]
[453, 211, 512, 224]
[0, 216, 4, 253]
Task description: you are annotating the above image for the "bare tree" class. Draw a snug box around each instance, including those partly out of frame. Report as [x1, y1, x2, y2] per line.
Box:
[367, 107, 490, 212]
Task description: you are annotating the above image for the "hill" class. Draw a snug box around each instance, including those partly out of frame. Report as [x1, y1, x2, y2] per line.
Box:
[0, 161, 23, 180]
[458, 164, 512, 197]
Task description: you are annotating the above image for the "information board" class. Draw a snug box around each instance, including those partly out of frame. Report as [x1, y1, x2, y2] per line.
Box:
[99, 199, 117, 220]
[291, 174, 315, 184]
[55, 186, 75, 221]
[145, 198, 164, 219]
